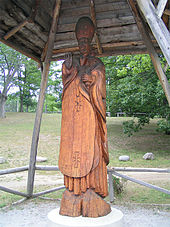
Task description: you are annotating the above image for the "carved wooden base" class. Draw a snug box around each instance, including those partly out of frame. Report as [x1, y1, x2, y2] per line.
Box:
[59, 189, 111, 218]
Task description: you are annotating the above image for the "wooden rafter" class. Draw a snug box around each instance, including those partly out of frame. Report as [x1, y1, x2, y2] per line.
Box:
[156, 0, 168, 18]
[4, 20, 29, 40]
[136, 0, 170, 66]
[3, 0, 41, 40]
[27, 0, 61, 197]
[128, 0, 170, 106]
[89, 0, 103, 54]
[164, 9, 170, 16]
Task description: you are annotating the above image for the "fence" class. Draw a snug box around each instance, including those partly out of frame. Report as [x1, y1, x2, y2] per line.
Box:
[0, 166, 170, 203]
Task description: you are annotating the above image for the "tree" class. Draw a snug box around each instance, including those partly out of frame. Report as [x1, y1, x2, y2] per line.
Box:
[15, 57, 41, 112]
[44, 61, 62, 112]
[102, 54, 170, 136]
[0, 43, 21, 118]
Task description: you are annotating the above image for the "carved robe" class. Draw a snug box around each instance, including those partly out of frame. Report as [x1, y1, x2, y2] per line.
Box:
[59, 55, 109, 197]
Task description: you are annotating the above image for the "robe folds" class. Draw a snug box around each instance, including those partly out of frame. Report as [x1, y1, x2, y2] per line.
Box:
[59, 55, 109, 197]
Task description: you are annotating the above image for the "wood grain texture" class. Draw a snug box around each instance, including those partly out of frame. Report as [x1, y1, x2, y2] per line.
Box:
[60, 189, 111, 217]
[59, 16, 110, 217]
[82, 189, 111, 217]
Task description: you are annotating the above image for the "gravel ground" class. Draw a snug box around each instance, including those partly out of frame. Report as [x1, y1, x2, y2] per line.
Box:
[0, 199, 170, 227]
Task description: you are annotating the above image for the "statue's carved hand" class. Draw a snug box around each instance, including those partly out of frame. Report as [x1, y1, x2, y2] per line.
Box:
[82, 74, 93, 89]
[65, 52, 72, 69]
[82, 74, 93, 83]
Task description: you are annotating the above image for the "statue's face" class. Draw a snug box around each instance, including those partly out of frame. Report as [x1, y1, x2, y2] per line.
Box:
[78, 38, 91, 56]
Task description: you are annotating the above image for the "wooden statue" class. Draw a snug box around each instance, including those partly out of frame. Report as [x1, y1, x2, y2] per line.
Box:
[59, 17, 111, 218]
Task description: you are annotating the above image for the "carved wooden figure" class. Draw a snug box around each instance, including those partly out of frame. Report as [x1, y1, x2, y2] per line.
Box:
[59, 17, 111, 217]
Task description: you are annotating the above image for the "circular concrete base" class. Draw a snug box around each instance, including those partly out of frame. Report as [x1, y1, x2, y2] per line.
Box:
[47, 208, 123, 227]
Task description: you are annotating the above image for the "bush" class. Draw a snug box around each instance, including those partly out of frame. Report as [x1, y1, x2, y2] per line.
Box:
[113, 176, 126, 194]
[157, 119, 170, 135]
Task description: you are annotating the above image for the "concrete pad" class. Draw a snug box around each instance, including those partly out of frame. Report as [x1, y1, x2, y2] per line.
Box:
[47, 207, 123, 227]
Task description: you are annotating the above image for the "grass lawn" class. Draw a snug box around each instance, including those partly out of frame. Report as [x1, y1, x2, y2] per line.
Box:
[0, 112, 170, 207]
[107, 117, 170, 168]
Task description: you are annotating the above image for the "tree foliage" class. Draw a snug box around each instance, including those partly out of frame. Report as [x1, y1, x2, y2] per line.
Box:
[102, 54, 170, 136]
[44, 61, 62, 112]
[14, 57, 41, 112]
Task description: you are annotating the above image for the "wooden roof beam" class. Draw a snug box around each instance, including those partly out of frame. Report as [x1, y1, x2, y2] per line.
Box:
[3, 0, 41, 40]
[164, 9, 170, 16]
[52, 40, 157, 55]
[156, 0, 168, 18]
[128, 0, 170, 106]
[136, 0, 170, 66]
[4, 20, 29, 40]
[89, 0, 103, 54]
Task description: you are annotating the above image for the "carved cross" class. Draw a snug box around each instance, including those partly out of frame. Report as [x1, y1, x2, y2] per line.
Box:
[73, 152, 80, 168]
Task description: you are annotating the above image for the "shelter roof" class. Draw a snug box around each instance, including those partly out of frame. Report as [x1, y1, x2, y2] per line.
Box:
[0, 0, 168, 63]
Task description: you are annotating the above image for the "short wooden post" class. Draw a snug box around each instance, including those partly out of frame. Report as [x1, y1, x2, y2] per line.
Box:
[27, 0, 61, 197]
[108, 171, 114, 203]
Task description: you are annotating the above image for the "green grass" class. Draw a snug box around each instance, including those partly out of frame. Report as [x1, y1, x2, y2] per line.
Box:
[113, 181, 170, 205]
[0, 112, 61, 169]
[107, 117, 170, 168]
[0, 113, 170, 207]
[0, 191, 23, 208]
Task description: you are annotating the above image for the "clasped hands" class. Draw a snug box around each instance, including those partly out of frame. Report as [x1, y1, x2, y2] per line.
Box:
[82, 74, 93, 83]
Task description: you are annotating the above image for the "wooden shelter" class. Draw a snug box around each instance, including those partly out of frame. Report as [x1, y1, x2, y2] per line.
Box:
[0, 0, 170, 197]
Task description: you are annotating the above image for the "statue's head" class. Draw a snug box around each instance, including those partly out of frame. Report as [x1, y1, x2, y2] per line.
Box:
[75, 17, 95, 56]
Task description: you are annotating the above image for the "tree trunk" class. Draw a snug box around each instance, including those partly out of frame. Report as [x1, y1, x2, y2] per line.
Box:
[0, 94, 7, 118]
[20, 95, 24, 112]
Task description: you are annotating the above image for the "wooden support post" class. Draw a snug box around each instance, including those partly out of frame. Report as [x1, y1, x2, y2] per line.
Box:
[27, 0, 61, 197]
[136, 0, 170, 66]
[108, 172, 114, 203]
[128, 0, 170, 106]
[89, 0, 103, 54]
[156, 0, 168, 18]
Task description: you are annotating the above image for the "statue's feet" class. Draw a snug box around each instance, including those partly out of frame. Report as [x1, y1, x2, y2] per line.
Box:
[59, 189, 111, 218]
